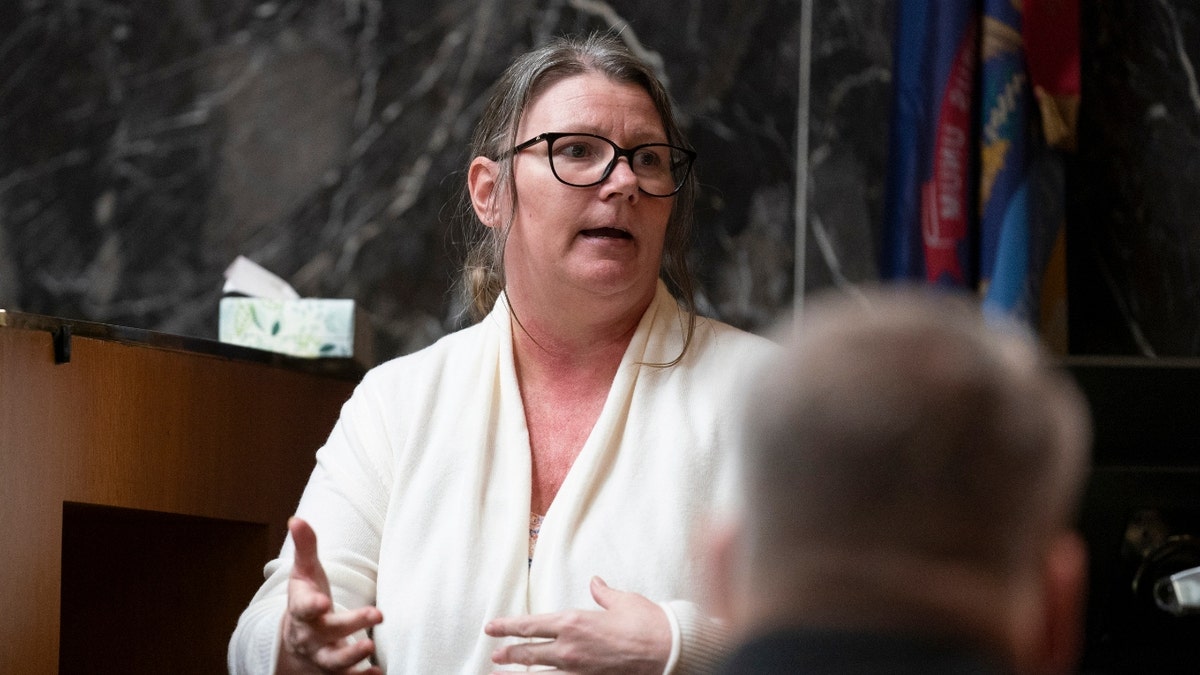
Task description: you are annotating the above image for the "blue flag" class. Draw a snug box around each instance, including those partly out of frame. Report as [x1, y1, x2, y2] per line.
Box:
[979, 0, 1033, 317]
[882, 2, 978, 288]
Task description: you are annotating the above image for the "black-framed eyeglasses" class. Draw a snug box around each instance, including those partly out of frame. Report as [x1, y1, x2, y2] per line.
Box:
[509, 132, 696, 198]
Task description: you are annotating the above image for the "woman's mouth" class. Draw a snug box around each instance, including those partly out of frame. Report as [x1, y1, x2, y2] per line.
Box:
[580, 227, 633, 240]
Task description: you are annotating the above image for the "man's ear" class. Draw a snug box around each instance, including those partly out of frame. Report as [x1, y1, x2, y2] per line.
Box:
[1031, 530, 1088, 675]
[468, 156, 501, 228]
[702, 517, 742, 628]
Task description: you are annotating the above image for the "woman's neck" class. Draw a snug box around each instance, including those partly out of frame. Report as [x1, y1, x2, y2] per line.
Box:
[506, 284, 655, 515]
[508, 301, 642, 386]
[504, 280, 656, 375]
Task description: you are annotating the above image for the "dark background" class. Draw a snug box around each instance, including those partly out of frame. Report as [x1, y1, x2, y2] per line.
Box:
[0, 0, 799, 362]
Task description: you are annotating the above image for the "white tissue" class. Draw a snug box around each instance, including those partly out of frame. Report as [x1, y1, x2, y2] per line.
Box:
[222, 255, 301, 300]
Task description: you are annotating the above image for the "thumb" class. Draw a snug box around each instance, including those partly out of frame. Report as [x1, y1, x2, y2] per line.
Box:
[289, 517, 320, 576]
[287, 517, 332, 619]
[289, 517, 331, 593]
[590, 576, 621, 609]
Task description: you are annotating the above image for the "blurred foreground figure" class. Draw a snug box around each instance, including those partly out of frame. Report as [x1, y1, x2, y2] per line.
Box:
[709, 287, 1093, 675]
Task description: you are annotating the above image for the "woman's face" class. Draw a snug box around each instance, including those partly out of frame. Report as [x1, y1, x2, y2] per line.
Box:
[503, 72, 675, 308]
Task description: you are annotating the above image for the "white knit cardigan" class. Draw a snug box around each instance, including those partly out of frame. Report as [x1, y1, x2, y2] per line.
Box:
[228, 281, 776, 674]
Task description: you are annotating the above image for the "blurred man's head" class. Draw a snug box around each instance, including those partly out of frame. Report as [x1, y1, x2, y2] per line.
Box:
[709, 287, 1092, 674]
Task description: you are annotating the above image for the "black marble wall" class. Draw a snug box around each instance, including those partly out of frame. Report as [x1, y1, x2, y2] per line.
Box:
[802, 0, 891, 293]
[6, 0, 1194, 363]
[1071, 0, 1200, 357]
[1, 0, 800, 362]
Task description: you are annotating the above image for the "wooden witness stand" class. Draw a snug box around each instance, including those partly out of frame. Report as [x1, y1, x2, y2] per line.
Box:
[0, 311, 361, 674]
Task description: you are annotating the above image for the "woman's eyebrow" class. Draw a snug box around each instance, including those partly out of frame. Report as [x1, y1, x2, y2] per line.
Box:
[569, 127, 671, 145]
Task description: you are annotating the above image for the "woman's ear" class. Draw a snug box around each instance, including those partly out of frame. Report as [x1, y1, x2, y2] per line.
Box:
[468, 156, 501, 228]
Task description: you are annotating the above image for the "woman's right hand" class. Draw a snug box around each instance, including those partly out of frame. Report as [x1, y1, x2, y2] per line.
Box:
[277, 517, 385, 675]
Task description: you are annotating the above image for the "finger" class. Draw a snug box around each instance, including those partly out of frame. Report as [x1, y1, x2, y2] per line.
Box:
[312, 637, 379, 673]
[320, 605, 384, 637]
[288, 574, 333, 621]
[589, 575, 622, 609]
[290, 605, 384, 654]
[491, 640, 561, 668]
[484, 615, 560, 639]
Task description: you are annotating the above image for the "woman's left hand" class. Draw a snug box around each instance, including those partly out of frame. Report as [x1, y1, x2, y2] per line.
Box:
[484, 576, 671, 674]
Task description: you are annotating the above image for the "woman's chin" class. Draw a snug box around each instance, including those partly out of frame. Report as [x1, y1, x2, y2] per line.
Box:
[572, 267, 658, 302]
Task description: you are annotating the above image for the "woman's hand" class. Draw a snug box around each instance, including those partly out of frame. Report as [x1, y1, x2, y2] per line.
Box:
[277, 517, 385, 675]
[485, 576, 671, 674]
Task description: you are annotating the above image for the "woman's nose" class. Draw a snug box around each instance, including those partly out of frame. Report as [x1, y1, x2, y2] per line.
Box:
[602, 156, 640, 199]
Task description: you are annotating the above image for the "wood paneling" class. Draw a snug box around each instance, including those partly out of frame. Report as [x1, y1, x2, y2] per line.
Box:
[0, 323, 357, 674]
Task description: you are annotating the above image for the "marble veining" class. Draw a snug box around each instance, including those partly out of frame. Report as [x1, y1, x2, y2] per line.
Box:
[0, 0, 800, 362]
[6, 0, 1192, 360]
[803, 0, 893, 295]
[1072, 0, 1200, 356]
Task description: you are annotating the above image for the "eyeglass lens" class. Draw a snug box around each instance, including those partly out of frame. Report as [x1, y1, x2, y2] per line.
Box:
[548, 135, 689, 196]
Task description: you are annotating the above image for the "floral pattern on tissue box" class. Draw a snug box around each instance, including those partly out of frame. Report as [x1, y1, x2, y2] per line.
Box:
[219, 297, 356, 358]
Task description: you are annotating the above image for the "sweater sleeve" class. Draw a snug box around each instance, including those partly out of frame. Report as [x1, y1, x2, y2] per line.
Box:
[227, 594, 286, 675]
[228, 370, 395, 675]
[659, 600, 732, 675]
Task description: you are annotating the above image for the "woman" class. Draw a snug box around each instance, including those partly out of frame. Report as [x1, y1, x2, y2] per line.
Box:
[229, 33, 775, 674]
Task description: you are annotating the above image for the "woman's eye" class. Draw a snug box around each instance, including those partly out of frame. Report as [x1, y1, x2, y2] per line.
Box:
[559, 143, 591, 159]
[634, 149, 664, 167]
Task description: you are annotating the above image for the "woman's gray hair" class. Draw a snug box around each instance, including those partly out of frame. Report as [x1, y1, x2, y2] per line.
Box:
[457, 32, 697, 363]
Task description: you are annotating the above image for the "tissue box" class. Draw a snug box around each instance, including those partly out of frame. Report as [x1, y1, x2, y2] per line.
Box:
[219, 297, 368, 362]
